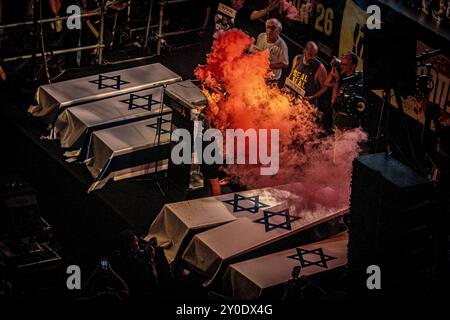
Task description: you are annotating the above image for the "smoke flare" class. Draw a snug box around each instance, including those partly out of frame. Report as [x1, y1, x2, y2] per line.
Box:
[195, 29, 367, 211]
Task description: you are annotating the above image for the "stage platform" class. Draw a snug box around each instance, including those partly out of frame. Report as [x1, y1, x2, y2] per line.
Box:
[0, 56, 212, 258]
[1, 53, 348, 284]
[0, 45, 360, 302]
[0, 59, 349, 280]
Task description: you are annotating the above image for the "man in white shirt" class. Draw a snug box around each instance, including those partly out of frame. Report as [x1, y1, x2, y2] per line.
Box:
[253, 18, 289, 82]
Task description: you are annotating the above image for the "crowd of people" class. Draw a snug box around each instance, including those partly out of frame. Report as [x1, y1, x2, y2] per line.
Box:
[200, 1, 366, 138]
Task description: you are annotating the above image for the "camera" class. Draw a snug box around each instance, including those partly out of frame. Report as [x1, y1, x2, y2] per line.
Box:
[138, 238, 156, 263]
[331, 57, 341, 69]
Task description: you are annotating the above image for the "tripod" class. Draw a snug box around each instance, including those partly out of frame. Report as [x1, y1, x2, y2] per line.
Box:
[374, 86, 419, 170]
[37, 0, 51, 83]
[29, 0, 52, 83]
[416, 49, 442, 173]
[375, 48, 443, 174]
[152, 84, 169, 197]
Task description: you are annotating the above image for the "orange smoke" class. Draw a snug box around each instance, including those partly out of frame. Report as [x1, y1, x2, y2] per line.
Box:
[195, 29, 367, 210]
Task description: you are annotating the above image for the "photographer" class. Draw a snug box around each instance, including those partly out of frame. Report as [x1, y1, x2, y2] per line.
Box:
[325, 52, 363, 133]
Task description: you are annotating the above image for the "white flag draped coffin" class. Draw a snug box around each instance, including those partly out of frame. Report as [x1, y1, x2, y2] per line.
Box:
[54, 86, 171, 152]
[223, 232, 348, 300]
[181, 201, 348, 287]
[145, 184, 302, 268]
[30, 63, 181, 122]
[85, 114, 172, 192]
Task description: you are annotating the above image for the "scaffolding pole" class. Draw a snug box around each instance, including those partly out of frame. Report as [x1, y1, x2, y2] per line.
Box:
[97, 0, 106, 65]
[156, 0, 165, 56]
[2, 45, 102, 63]
[144, 0, 155, 48]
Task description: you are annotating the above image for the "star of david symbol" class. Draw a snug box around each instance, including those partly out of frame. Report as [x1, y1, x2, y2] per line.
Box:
[147, 117, 170, 135]
[121, 93, 160, 111]
[222, 193, 269, 214]
[89, 74, 129, 90]
[287, 247, 336, 269]
[254, 208, 300, 232]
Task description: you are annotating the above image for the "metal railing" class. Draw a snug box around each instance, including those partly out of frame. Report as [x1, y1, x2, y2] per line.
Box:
[156, 0, 211, 55]
[0, 0, 160, 74]
[1, 1, 106, 67]
[1, 0, 220, 75]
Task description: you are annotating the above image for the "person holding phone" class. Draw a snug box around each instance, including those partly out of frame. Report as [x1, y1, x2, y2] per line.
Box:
[78, 258, 130, 301]
[100, 258, 109, 270]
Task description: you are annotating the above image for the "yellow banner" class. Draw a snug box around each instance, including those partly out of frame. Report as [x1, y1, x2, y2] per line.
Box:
[339, 0, 366, 70]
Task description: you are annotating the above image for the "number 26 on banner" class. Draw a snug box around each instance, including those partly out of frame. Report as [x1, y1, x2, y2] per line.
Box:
[315, 4, 333, 36]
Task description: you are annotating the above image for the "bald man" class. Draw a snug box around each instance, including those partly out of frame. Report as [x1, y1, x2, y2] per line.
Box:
[287, 41, 327, 106]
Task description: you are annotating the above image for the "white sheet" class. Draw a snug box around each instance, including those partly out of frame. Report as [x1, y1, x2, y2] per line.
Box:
[182, 200, 348, 286]
[145, 185, 299, 267]
[85, 114, 172, 192]
[30, 63, 181, 121]
[223, 232, 348, 300]
[54, 86, 170, 149]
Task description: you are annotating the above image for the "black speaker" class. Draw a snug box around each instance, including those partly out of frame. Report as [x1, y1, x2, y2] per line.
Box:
[363, 23, 416, 94]
[347, 153, 434, 298]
